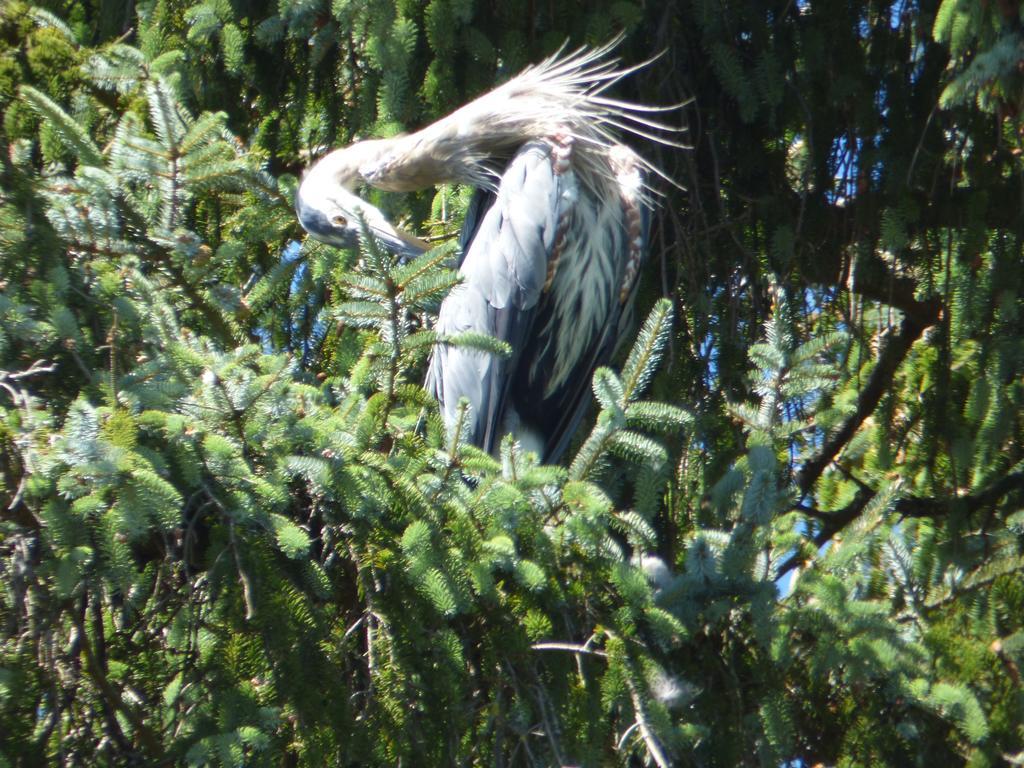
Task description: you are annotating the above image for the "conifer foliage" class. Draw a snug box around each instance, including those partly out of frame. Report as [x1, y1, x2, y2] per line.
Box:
[2, 0, 1023, 766]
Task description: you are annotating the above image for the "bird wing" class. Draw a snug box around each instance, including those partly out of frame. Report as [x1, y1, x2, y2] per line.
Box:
[514, 241, 626, 463]
[426, 139, 568, 452]
[512, 146, 649, 462]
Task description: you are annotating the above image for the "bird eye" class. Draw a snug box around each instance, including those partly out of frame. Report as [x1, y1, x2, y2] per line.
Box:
[332, 215, 348, 228]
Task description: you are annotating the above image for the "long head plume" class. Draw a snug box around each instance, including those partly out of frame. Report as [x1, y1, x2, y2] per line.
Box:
[357, 36, 687, 198]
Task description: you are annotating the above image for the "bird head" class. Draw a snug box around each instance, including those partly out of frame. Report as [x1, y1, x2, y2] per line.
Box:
[296, 141, 428, 259]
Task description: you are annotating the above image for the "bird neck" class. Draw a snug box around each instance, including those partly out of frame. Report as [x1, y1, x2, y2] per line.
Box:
[311, 139, 397, 191]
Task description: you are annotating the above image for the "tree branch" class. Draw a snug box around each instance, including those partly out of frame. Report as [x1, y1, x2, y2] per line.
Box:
[779, 471, 1024, 580]
[797, 295, 941, 495]
[76, 599, 161, 757]
[895, 471, 1024, 518]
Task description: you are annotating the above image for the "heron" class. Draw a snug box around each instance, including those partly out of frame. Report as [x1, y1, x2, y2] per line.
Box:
[296, 41, 677, 461]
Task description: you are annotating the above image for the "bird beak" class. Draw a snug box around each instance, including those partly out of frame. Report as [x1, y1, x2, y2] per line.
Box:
[369, 224, 430, 261]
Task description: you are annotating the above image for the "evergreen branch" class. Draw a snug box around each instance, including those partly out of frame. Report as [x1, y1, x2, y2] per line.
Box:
[399, 269, 461, 307]
[940, 34, 1024, 108]
[19, 86, 104, 167]
[593, 367, 625, 411]
[445, 397, 471, 461]
[852, 267, 941, 328]
[146, 79, 187, 152]
[440, 331, 512, 357]
[178, 110, 234, 156]
[784, 180, 1024, 290]
[925, 552, 1024, 610]
[624, 401, 692, 432]
[568, 418, 615, 482]
[153, 268, 239, 345]
[391, 241, 458, 287]
[620, 298, 673, 402]
[337, 272, 389, 298]
[797, 299, 940, 494]
[108, 204, 239, 343]
[28, 7, 77, 39]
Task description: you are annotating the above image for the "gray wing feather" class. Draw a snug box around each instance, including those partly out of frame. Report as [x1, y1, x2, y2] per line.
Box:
[426, 140, 562, 450]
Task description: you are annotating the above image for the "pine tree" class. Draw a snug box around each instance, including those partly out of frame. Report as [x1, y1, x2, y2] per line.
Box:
[2, 0, 1024, 765]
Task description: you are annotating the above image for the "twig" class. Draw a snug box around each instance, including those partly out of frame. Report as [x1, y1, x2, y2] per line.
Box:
[530, 679, 568, 767]
[1, 360, 58, 380]
[531, 642, 608, 658]
[229, 521, 256, 620]
[343, 614, 366, 641]
[625, 673, 671, 768]
[616, 721, 641, 752]
[2, 361, 58, 521]
[7, 475, 28, 512]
